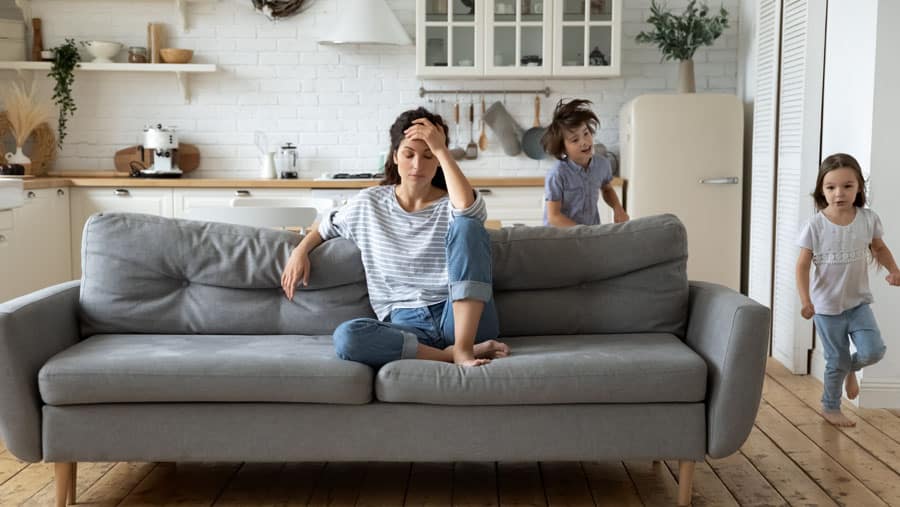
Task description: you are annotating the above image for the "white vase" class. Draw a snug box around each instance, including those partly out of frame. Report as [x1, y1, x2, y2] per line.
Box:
[5, 146, 32, 173]
[260, 151, 277, 179]
[678, 59, 696, 93]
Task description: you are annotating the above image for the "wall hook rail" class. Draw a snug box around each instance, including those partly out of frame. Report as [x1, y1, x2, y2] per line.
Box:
[419, 86, 551, 98]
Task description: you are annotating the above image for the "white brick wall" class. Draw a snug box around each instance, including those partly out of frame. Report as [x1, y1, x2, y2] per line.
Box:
[1, 0, 740, 178]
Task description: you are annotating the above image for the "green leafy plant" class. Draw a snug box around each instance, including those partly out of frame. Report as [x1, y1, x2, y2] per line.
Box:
[635, 0, 729, 62]
[47, 38, 81, 147]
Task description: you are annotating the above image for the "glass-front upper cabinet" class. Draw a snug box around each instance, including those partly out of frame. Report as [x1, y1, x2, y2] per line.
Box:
[553, 0, 621, 76]
[417, 0, 484, 78]
[484, 0, 553, 77]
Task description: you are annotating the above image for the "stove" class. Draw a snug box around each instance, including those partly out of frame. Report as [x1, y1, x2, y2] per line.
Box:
[316, 172, 384, 181]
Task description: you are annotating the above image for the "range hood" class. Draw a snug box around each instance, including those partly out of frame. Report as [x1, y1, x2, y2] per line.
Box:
[318, 0, 412, 45]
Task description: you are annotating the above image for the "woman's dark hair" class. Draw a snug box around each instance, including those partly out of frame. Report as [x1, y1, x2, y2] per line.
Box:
[812, 153, 867, 210]
[380, 107, 448, 190]
[541, 99, 600, 160]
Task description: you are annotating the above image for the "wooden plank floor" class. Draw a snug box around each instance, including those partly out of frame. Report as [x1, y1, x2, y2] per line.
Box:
[3, 359, 900, 506]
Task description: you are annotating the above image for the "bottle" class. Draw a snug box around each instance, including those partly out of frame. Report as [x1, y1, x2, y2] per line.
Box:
[128, 47, 148, 63]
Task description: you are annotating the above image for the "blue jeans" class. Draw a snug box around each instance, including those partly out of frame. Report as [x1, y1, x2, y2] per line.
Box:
[814, 304, 886, 411]
[333, 216, 499, 367]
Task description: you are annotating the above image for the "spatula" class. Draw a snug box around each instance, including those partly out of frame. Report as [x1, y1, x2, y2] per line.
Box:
[478, 96, 488, 150]
[465, 102, 478, 159]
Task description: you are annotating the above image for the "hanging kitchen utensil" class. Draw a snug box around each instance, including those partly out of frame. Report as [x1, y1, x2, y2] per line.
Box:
[449, 98, 466, 160]
[465, 101, 478, 159]
[484, 101, 522, 156]
[522, 95, 547, 160]
[478, 95, 488, 150]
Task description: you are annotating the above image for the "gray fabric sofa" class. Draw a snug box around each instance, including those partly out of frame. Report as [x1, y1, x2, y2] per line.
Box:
[0, 212, 769, 506]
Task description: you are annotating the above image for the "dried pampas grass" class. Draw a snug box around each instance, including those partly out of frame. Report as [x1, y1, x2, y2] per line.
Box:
[1, 81, 52, 148]
[0, 112, 57, 175]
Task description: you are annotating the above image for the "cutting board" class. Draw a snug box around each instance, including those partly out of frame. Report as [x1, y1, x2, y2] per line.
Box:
[114, 143, 200, 176]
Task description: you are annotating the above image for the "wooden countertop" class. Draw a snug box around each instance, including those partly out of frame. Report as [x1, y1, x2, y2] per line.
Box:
[24, 175, 624, 190]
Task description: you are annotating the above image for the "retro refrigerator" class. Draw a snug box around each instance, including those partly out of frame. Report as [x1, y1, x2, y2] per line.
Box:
[620, 94, 743, 290]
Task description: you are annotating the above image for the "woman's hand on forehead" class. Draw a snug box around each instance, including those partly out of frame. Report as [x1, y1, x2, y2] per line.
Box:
[405, 118, 446, 153]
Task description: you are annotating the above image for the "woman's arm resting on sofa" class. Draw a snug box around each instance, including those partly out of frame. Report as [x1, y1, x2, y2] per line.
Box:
[0, 281, 82, 462]
[282, 225, 324, 300]
[685, 281, 770, 459]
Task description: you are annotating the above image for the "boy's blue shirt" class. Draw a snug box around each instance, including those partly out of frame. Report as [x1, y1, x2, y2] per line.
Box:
[543, 155, 613, 225]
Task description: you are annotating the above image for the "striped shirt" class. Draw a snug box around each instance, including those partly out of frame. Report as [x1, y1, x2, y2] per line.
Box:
[318, 185, 487, 320]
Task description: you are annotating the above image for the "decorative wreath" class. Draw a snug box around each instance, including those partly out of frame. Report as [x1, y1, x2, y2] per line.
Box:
[0, 112, 57, 176]
[252, 0, 316, 19]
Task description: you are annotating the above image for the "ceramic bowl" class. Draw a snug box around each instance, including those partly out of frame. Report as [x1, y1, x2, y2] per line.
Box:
[159, 48, 194, 64]
[83, 41, 122, 63]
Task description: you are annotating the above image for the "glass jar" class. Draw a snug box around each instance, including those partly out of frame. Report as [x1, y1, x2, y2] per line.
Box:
[128, 47, 148, 63]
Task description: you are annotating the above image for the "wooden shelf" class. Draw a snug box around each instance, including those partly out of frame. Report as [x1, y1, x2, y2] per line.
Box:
[0, 61, 217, 103]
[14, 0, 218, 31]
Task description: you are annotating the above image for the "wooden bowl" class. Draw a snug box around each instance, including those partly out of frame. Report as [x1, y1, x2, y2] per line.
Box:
[159, 48, 194, 64]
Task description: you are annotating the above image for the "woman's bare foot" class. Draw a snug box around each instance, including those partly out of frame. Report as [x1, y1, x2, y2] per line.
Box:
[474, 340, 510, 359]
[845, 372, 860, 400]
[822, 410, 856, 427]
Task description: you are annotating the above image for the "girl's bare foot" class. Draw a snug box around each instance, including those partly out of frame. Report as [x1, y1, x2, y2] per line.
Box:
[474, 339, 510, 359]
[845, 372, 860, 400]
[822, 410, 856, 427]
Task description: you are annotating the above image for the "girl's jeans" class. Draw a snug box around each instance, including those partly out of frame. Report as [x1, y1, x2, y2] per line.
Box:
[333, 216, 500, 368]
[813, 303, 886, 411]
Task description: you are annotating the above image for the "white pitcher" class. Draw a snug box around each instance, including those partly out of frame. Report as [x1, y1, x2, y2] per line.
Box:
[5, 147, 31, 166]
[260, 151, 277, 179]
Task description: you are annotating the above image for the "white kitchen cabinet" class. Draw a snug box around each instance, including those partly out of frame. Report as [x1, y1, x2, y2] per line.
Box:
[484, 0, 554, 77]
[417, 0, 485, 78]
[70, 187, 174, 278]
[552, 0, 621, 77]
[0, 210, 18, 302]
[476, 186, 545, 226]
[0, 188, 72, 302]
[416, 0, 621, 78]
[12, 188, 72, 297]
[172, 188, 314, 217]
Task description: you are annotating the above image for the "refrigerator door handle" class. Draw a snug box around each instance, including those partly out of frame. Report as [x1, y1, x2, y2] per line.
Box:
[699, 177, 739, 184]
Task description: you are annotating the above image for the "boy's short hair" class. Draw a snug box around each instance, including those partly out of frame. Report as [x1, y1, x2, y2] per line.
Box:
[541, 99, 600, 160]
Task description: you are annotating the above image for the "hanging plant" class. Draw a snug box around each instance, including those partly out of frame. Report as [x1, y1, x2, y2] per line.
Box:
[635, 0, 729, 62]
[47, 38, 81, 147]
[252, 0, 316, 20]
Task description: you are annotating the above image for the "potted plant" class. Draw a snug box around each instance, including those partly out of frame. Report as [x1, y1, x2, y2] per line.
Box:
[635, 0, 729, 93]
[1, 81, 51, 173]
[47, 38, 81, 147]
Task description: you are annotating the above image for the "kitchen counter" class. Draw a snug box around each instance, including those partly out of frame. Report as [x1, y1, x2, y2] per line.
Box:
[24, 175, 625, 190]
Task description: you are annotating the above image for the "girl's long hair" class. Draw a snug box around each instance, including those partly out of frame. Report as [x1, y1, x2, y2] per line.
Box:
[380, 107, 448, 190]
[812, 153, 867, 210]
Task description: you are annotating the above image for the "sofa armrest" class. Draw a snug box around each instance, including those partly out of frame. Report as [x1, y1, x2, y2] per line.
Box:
[685, 281, 770, 459]
[0, 281, 81, 462]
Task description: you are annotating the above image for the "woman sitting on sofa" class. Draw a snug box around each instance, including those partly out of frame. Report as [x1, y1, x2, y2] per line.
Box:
[280, 107, 510, 368]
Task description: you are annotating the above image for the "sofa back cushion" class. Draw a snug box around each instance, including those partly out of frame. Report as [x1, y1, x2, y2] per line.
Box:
[80, 212, 687, 338]
[490, 214, 688, 337]
[79, 213, 375, 336]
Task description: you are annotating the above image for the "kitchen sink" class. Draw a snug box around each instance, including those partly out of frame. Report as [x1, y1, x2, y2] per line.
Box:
[0, 178, 24, 210]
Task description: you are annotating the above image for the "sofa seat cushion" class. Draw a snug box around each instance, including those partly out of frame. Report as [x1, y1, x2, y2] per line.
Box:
[39, 334, 373, 405]
[376, 334, 707, 405]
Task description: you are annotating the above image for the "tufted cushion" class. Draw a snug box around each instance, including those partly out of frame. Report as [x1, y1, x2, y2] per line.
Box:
[489, 214, 689, 337]
[79, 213, 375, 336]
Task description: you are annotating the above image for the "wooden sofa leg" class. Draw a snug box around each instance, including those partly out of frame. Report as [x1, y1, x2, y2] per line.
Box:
[55, 462, 76, 507]
[677, 460, 695, 506]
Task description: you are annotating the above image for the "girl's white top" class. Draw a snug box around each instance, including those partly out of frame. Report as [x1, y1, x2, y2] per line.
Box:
[797, 208, 883, 315]
[318, 185, 486, 320]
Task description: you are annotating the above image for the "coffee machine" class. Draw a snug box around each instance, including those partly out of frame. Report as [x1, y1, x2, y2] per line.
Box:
[138, 124, 181, 177]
